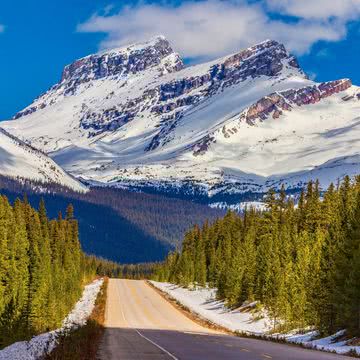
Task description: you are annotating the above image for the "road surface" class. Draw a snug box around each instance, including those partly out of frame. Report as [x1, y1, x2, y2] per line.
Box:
[98, 279, 353, 360]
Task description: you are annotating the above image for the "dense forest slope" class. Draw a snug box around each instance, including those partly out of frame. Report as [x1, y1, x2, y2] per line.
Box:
[0, 196, 93, 348]
[0, 176, 222, 263]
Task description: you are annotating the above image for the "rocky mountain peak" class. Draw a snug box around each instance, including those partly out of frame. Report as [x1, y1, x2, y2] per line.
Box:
[13, 36, 185, 120]
[5, 36, 359, 198]
[60, 35, 183, 85]
[224, 39, 302, 75]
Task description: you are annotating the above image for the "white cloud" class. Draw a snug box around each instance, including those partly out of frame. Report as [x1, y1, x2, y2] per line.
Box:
[0, 24, 4, 33]
[266, 0, 360, 21]
[78, 0, 357, 60]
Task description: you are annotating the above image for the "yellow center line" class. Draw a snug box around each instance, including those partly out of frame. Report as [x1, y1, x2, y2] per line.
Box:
[115, 280, 179, 360]
[127, 281, 164, 329]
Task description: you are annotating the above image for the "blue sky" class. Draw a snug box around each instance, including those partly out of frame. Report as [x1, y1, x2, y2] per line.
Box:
[0, 0, 359, 119]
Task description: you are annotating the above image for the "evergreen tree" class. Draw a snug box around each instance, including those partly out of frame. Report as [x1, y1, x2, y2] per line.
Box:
[0, 197, 94, 348]
[156, 176, 360, 336]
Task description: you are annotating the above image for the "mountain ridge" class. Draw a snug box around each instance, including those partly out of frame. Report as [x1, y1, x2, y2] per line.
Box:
[2, 36, 360, 201]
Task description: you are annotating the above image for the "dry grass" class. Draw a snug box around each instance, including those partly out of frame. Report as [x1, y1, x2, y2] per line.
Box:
[45, 277, 108, 360]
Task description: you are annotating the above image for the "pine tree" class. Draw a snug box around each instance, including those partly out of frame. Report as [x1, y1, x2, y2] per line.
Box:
[156, 176, 360, 336]
[0, 196, 93, 347]
[335, 186, 360, 334]
[2, 199, 30, 342]
[0, 197, 10, 319]
[342, 243, 360, 335]
[240, 211, 257, 302]
[290, 232, 310, 329]
[65, 204, 74, 220]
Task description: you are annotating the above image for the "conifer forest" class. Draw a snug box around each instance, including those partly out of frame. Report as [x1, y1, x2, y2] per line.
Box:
[155, 176, 360, 336]
[0, 196, 94, 348]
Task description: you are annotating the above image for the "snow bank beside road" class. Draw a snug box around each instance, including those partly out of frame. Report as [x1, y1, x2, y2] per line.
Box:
[282, 330, 360, 356]
[150, 281, 271, 334]
[151, 281, 360, 356]
[0, 278, 103, 360]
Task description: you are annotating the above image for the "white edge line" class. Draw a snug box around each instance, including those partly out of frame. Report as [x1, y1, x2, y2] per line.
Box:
[116, 280, 179, 360]
[135, 329, 179, 360]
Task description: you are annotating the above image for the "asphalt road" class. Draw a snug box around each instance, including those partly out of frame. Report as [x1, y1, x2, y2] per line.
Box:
[98, 279, 354, 360]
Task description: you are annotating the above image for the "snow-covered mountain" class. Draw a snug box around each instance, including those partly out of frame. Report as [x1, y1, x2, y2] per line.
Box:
[0, 128, 86, 192]
[2, 36, 360, 198]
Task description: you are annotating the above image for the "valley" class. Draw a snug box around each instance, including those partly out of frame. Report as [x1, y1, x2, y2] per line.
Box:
[0, 175, 222, 263]
[0, 20, 360, 360]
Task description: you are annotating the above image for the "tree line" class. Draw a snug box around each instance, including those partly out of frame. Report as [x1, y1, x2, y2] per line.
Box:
[85, 256, 158, 279]
[0, 195, 95, 348]
[155, 176, 360, 336]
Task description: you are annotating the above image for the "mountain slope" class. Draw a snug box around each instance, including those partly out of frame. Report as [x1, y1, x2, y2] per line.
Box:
[3, 36, 360, 197]
[0, 128, 86, 192]
[0, 175, 222, 263]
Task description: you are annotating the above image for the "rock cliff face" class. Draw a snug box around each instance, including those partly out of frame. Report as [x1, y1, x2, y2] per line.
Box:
[74, 39, 302, 137]
[192, 79, 353, 155]
[246, 79, 352, 123]
[143, 40, 304, 151]
[14, 36, 184, 121]
[61, 36, 182, 84]
[3, 36, 360, 199]
[15, 39, 301, 136]
[152, 40, 301, 114]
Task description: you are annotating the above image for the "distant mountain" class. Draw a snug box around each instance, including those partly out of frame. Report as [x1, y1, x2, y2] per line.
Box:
[0, 127, 85, 192]
[3, 36, 360, 200]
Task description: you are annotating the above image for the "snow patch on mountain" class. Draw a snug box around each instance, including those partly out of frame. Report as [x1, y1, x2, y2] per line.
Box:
[209, 201, 267, 212]
[0, 128, 86, 192]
